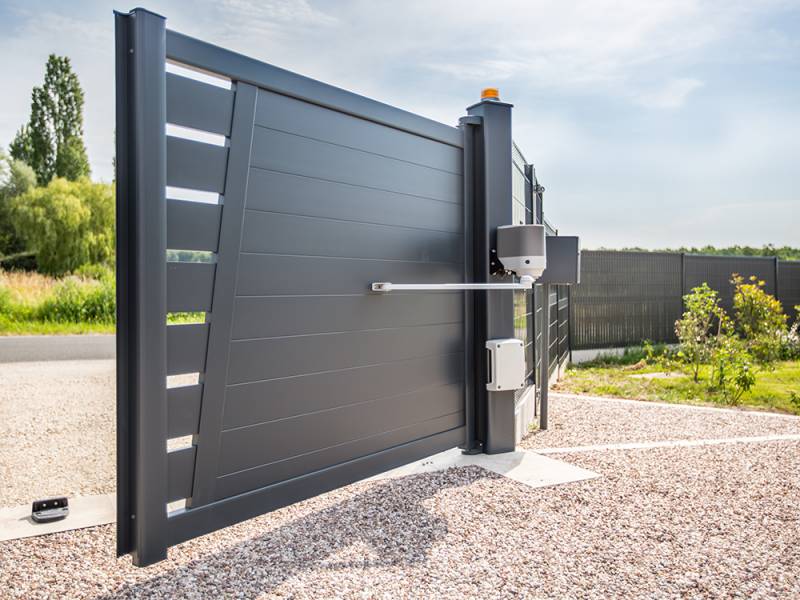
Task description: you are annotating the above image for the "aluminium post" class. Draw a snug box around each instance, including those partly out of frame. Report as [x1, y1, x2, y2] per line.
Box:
[539, 283, 550, 430]
[466, 97, 515, 453]
[114, 7, 169, 566]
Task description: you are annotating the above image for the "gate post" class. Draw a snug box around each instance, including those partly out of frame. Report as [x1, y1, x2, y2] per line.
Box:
[466, 96, 516, 454]
[115, 7, 169, 566]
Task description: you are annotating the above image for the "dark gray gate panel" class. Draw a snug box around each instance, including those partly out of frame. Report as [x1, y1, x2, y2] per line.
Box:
[227, 323, 463, 386]
[166, 199, 221, 251]
[166, 72, 234, 136]
[250, 128, 460, 203]
[223, 353, 464, 429]
[166, 136, 228, 193]
[246, 169, 463, 233]
[236, 254, 462, 296]
[167, 446, 196, 502]
[166, 323, 209, 375]
[217, 385, 463, 488]
[166, 262, 215, 312]
[240, 211, 462, 263]
[232, 293, 463, 339]
[188, 82, 258, 507]
[255, 89, 462, 172]
[117, 8, 467, 565]
[215, 414, 463, 499]
[166, 385, 202, 438]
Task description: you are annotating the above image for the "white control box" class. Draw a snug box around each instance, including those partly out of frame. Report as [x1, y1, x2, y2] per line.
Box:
[485, 338, 526, 391]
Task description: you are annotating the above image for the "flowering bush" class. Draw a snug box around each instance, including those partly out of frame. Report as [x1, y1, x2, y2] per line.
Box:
[730, 274, 788, 363]
[671, 279, 795, 405]
[779, 320, 800, 360]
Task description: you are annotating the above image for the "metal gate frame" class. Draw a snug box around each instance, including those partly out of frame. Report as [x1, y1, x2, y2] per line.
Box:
[115, 7, 537, 566]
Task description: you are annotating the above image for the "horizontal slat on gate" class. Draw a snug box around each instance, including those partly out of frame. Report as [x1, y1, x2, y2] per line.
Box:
[166, 73, 234, 136]
[167, 384, 203, 438]
[227, 323, 463, 384]
[167, 323, 209, 375]
[215, 411, 464, 499]
[167, 262, 215, 312]
[250, 128, 461, 204]
[224, 352, 463, 429]
[167, 446, 196, 502]
[231, 293, 463, 339]
[167, 136, 228, 193]
[219, 382, 462, 475]
[167, 199, 222, 251]
[245, 169, 462, 233]
[254, 89, 461, 174]
[240, 211, 462, 263]
[236, 254, 462, 296]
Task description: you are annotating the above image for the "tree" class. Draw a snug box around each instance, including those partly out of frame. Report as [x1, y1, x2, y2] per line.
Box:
[0, 149, 37, 257]
[9, 55, 90, 185]
[9, 178, 113, 275]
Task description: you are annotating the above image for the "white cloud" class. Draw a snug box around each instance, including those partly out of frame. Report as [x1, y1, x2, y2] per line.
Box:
[634, 78, 704, 109]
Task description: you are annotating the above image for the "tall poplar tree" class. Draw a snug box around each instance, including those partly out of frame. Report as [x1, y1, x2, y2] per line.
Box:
[10, 54, 90, 184]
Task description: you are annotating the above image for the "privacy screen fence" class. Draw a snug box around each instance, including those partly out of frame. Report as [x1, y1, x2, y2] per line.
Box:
[570, 251, 800, 350]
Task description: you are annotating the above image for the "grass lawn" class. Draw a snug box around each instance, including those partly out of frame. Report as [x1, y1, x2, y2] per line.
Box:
[0, 268, 203, 335]
[556, 356, 800, 415]
[0, 316, 114, 335]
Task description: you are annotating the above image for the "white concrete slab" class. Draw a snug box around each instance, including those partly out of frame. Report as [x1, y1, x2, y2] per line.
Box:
[367, 447, 600, 489]
[0, 494, 115, 542]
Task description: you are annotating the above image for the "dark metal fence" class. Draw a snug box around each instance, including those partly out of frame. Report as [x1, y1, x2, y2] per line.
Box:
[570, 251, 800, 350]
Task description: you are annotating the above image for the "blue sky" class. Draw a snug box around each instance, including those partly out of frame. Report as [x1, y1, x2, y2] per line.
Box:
[1, 0, 798, 248]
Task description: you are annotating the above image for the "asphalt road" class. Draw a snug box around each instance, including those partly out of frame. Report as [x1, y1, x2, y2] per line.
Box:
[0, 335, 114, 363]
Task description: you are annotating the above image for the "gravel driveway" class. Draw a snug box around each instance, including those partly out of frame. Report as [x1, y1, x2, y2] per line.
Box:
[2, 370, 800, 598]
[0, 359, 116, 507]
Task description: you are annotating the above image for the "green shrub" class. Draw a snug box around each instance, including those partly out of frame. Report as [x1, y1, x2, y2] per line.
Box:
[730, 274, 788, 363]
[9, 177, 114, 275]
[36, 276, 115, 323]
[675, 283, 728, 382]
[710, 334, 756, 405]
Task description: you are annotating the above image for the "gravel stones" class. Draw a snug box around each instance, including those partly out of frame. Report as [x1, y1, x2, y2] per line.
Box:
[2, 366, 799, 598]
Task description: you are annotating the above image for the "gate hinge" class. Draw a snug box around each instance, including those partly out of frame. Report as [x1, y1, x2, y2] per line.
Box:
[458, 115, 482, 127]
[462, 442, 484, 455]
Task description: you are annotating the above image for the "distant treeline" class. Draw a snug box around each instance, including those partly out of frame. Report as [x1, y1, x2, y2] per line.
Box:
[592, 245, 800, 261]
